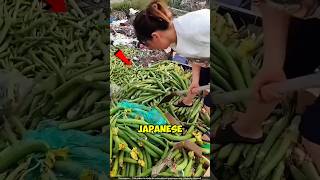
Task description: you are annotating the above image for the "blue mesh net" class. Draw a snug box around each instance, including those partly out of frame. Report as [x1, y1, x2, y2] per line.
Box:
[23, 127, 108, 178]
[117, 101, 168, 125]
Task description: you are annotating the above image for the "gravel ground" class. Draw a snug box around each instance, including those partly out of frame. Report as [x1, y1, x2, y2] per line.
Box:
[110, 10, 127, 20]
[172, 0, 209, 11]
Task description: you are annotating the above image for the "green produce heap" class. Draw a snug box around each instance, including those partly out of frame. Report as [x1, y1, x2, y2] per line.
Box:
[211, 9, 320, 180]
[110, 56, 211, 177]
[0, 0, 109, 179]
[110, 105, 210, 177]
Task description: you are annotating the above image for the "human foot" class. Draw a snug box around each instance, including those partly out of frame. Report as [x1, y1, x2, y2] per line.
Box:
[213, 113, 264, 145]
[213, 122, 265, 145]
[174, 99, 193, 107]
[201, 105, 210, 114]
[232, 121, 264, 140]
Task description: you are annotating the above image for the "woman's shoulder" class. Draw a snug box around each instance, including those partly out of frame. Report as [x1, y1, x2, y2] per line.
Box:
[258, 0, 320, 19]
[185, 9, 210, 17]
[174, 9, 210, 31]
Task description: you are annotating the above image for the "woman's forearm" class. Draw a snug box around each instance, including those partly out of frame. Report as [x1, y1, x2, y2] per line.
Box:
[260, 3, 290, 69]
[191, 63, 201, 83]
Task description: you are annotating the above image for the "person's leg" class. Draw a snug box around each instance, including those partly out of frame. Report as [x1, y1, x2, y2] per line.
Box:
[302, 138, 320, 172]
[292, 18, 320, 172]
[203, 91, 217, 115]
[300, 97, 320, 172]
[215, 18, 320, 144]
[199, 67, 211, 113]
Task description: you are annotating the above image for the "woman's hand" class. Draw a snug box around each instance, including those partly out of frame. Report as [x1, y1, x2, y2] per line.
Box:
[253, 66, 287, 103]
[189, 63, 201, 94]
[189, 81, 200, 94]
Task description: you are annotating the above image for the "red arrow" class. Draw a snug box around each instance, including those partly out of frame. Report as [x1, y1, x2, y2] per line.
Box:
[114, 49, 132, 65]
[46, 0, 67, 13]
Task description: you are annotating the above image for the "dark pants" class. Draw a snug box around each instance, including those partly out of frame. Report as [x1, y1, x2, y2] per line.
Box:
[199, 67, 214, 107]
[284, 18, 320, 144]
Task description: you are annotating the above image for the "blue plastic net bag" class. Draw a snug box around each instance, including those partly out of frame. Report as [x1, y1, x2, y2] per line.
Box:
[117, 101, 168, 125]
[23, 127, 109, 179]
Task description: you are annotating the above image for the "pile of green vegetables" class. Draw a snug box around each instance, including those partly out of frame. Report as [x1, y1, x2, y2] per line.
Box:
[111, 58, 210, 125]
[109, 103, 210, 177]
[211, 10, 320, 180]
[110, 46, 140, 87]
[214, 110, 320, 180]
[211, 7, 264, 88]
[0, 0, 109, 179]
[114, 60, 191, 106]
[110, 46, 211, 177]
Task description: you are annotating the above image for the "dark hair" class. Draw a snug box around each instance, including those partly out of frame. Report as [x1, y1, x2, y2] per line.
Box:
[133, 0, 172, 44]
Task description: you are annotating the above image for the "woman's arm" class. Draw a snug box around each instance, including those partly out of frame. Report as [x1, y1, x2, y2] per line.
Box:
[191, 62, 201, 84]
[260, 3, 290, 70]
[251, 2, 291, 102]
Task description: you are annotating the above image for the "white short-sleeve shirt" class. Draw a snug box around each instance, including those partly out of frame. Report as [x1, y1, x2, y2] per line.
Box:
[170, 9, 210, 59]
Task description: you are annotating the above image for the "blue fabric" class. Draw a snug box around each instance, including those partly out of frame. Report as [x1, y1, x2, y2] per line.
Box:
[172, 54, 188, 64]
[117, 101, 168, 125]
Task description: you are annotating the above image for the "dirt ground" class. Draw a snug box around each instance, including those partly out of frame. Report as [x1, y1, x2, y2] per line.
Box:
[173, 0, 209, 11]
